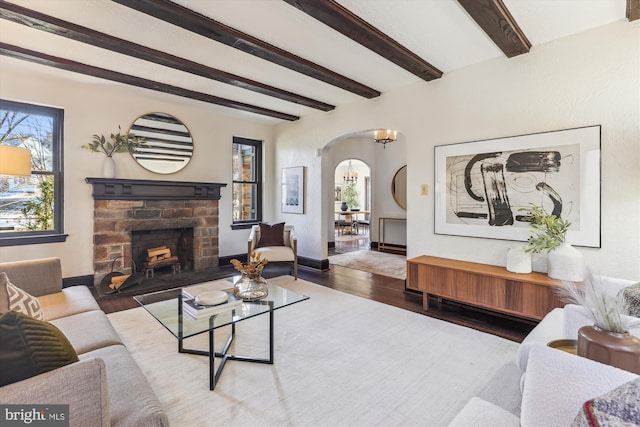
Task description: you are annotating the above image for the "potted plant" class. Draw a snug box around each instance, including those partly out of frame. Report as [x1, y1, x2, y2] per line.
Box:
[520, 204, 584, 281]
[82, 126, 145, 178]
[230, 252, 269, 301]
[342, 182, 359, 210]
[520, 204, 571, 254]
[556, 276, 640, 373]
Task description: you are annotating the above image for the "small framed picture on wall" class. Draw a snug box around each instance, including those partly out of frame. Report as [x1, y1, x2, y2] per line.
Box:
[282, 166, 304, 214]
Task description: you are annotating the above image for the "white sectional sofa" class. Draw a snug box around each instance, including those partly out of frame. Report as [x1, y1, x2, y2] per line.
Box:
[449, 276, 640, 427]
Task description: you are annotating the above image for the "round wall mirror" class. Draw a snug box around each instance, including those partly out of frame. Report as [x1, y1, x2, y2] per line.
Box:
[391, 165, 407, 210]
[129, 113, 193, 174]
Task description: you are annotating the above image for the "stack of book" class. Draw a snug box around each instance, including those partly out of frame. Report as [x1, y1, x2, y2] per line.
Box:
[181, 286, 243, 319]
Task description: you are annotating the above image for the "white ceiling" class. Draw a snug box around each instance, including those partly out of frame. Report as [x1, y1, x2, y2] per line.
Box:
[0, 0, 629, 124]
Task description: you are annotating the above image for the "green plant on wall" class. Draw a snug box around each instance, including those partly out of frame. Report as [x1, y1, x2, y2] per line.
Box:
[21, 176, 54, 231]
[519, 204, 571, 253]
[342, 182, 359, 209]
[81, 125, 146, 157]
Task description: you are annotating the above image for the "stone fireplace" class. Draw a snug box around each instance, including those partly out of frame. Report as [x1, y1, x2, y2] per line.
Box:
[86, 178, 226, 286]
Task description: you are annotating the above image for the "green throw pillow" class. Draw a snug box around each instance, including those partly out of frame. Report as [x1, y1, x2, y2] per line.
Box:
[0, 310, 79, 387]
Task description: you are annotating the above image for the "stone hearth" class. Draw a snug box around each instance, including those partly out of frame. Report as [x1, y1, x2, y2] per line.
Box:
[87, 178, 226, 286]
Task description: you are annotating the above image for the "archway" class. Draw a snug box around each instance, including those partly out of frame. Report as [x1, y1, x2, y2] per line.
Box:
[333, 159, 371, 254]
[318, 129, 407, 262]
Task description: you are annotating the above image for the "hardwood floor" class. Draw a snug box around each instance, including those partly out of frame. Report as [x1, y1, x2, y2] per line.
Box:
[94, 234, 537, 343]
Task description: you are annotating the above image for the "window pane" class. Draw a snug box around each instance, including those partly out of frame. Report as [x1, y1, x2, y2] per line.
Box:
[0, 100, 62, 240]
[232, 183, 257, 222]
[0, 112, 54, 172]
[0, 175, 54, 232]
[232, 143, 255, 182]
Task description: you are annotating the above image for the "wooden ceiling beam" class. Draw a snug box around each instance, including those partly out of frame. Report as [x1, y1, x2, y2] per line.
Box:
[457, 0, 531, 58]
[111, 0, 380, 99]
[628, 0, 640, 21]
[283, 0, 442, 82]
[0, 1, 333, 112]
[0, 42, 299, 121]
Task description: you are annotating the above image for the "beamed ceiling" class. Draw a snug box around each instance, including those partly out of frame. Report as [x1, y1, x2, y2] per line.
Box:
[0, 0, 636, 124]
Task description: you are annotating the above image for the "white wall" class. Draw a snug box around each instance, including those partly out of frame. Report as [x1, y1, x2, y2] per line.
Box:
[1, 21, 638, 280]
[0, 59, 274, 277]
[275, 21, 640, 279]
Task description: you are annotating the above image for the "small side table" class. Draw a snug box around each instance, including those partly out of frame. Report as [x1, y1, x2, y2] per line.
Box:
[548, 339, 578, 355]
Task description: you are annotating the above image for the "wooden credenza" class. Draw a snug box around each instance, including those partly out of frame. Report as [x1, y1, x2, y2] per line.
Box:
[406, 255, 564, 321]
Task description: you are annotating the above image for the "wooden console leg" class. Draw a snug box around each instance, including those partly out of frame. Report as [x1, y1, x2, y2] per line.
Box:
[422, 293, 429, 311]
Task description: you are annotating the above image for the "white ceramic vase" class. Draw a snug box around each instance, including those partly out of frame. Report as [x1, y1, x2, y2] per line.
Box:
[103, 156, 116, 178]
[506, 246, 532, 274]
[548, 242, 585, 281]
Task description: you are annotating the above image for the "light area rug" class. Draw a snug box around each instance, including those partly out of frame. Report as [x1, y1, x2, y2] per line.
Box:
[107, 276, 523, 427]
[329, 250, 407, 279]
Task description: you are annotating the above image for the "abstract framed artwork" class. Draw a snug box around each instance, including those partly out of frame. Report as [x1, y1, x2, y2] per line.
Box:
[282, 166, 304, 214]
[434, 125, 601, 247]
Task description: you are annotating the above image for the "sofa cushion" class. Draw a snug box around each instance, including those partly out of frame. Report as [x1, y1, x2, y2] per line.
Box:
[620, 282, 640, 317]
[50, 310, 124, 355]
[0, 258, 62, 297]
[521, 344, 637, 427]
[0, 357, 110, 427]
[80, 345, 169, 427]
[0, 311, 78, 387]
[39, 285, 101, 321]
[252, 245, 295, 262]
[516, 307, 565, 371]
[1, 273, 44, 320]
[257, 222, 285, 247]
[572, 377, 640, 426]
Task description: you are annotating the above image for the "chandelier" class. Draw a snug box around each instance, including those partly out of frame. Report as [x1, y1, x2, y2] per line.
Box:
[374, 129, 398, 148]
[343, 160, 357, 184]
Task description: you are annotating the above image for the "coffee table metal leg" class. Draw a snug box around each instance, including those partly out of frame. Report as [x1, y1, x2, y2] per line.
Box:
[179, 304, 275, 390]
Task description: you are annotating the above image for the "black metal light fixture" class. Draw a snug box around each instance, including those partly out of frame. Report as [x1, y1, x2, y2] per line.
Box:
[343, 160, 358, 184]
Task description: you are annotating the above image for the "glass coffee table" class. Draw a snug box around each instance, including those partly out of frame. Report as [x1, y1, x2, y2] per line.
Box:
[134, 276, 309, 390]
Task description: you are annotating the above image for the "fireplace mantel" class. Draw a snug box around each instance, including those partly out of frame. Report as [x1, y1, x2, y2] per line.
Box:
[86, 178, 226, 200]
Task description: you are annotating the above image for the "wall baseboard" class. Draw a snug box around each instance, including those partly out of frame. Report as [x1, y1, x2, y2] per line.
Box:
[298, 255, 329, 271]
[221, 253, 329, 271]
[63, 274, 94, 288]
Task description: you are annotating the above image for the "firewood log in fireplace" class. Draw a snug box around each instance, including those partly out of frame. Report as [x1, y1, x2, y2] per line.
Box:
[146, 246, 172, 263]
[109, 274, 131, 290]
[145, 245, 178, 264]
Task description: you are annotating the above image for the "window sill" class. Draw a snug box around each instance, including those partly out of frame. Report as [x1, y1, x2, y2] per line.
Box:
[231, 223, 259, 230]
[0, 234, 68, 247]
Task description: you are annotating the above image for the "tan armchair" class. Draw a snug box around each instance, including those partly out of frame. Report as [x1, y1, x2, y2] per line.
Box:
[248, 223, 298, 279]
